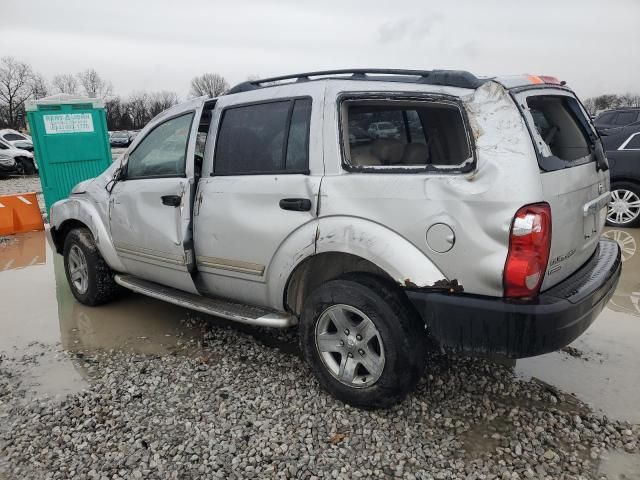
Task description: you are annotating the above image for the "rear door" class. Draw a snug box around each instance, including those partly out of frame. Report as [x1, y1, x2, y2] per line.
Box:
[193, 96, 321, 306]
[515, 88, 609, 290]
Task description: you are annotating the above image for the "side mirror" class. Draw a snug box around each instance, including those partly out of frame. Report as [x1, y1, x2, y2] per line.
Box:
[594, 140, 609, 172]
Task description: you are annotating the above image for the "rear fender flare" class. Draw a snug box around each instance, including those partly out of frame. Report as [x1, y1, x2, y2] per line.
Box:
[314, 216, 446, 288]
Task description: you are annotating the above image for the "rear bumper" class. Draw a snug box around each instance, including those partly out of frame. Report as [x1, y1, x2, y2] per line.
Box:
[407, 238, 621, 358]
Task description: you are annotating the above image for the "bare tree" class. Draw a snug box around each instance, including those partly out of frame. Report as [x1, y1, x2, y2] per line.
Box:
[77, 68, 113, 99]
[52, 74, 79, 94]
[127, 91, 152, 129]
[148, 90, 179, 118]
[189, 73, 229, 98]
[0, 57, 34, 128]
[30, 72, 49, 100]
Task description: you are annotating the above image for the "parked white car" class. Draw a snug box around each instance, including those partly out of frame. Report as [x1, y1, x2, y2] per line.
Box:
[0, 129, 33, 152]
[0, 137, 37, 175]
[367, 121, 399, 139]
[48, 69, 620, 408]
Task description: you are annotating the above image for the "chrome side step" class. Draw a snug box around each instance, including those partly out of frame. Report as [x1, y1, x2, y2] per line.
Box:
[114, 274, 297, 328]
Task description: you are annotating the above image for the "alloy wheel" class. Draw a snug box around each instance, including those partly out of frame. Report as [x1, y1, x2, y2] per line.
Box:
[315, 304, 385, 388]
[608, 189, 640, 226]
[68, 245, 89, 294]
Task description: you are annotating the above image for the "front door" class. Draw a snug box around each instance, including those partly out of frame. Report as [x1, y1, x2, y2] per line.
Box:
[109, 104, 203, 293]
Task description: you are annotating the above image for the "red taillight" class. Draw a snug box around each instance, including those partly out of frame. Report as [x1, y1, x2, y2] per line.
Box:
[503, 203, 552, 298]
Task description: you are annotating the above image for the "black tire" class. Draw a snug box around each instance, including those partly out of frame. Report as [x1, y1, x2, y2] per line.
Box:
[16, 157, 35, 175]
[63, 228, 120, 306]
[607, 181, 640, 228]
[299, 273, 428, 408]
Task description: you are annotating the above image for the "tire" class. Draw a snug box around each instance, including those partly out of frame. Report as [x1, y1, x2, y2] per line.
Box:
[607, 181, 640, 228]
[16, 157, 35, 175]
[299, 273, 428, 408]
[63, 228, 120, 306]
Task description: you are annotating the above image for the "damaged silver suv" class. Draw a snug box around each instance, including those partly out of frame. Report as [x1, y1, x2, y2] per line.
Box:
[48, 69, 621, 408]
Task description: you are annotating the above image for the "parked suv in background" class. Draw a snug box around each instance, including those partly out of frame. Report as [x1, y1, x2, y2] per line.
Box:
[49, 69, 621, 408]
[595, 108, 640, 134]
[602, 123, 640, 227]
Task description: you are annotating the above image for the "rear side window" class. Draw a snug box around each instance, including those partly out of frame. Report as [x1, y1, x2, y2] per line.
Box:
[3, 133, 25, 141]
[214, 98, 311, 175]
[621, 133, 640, 150]
[614, 111, 638, 126]
[526, 95, 594, 170]
[595, 112, 615, 125]
[342, 99, 471, 171]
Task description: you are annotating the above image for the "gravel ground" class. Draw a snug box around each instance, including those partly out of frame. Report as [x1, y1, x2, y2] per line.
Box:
[0, 175, 45, 214]
[1, 318, 638, 480]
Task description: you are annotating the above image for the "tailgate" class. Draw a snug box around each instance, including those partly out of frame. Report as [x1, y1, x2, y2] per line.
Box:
[514, 88, 609, 290]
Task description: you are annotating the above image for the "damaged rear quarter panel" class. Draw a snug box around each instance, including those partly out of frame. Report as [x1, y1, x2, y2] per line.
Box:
[319, 81, 544, 296]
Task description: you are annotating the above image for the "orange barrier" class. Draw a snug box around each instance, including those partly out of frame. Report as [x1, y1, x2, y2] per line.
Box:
[0, 192, 45, 235]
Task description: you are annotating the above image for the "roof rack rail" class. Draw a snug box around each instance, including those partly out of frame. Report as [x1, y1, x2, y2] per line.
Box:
[226, 69, 488, 95]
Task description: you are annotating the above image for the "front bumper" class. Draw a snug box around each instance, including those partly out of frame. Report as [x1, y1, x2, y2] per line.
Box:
[407, 238, 621, 358]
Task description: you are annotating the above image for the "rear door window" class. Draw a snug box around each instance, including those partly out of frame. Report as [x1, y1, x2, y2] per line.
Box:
[525, 94, 595, 171]
[214, 98, 311, 175]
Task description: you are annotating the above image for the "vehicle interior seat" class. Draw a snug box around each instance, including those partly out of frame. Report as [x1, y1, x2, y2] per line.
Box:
[371, 139, 405, 165]
[400, 143, 430, 165]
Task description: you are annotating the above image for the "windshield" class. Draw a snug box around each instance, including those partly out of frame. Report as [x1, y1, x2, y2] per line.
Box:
[113, 132, 128, 138]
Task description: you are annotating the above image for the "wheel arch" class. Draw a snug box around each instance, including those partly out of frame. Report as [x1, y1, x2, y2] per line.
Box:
[279, 216, 448, 315]
[50, 197, 126, 272]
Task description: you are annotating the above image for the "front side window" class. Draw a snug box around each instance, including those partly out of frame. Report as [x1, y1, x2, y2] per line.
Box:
[526, 95, 593, 169]
[126, 113, 194, 179]
[343, 100, 471, 170]
[214, 98, 311, 175]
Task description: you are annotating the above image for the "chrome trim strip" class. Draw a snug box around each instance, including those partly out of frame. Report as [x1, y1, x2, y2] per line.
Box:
[196, 255, 265, 276]
[115, 245, 185, 266]
[618, 132, 640, 151]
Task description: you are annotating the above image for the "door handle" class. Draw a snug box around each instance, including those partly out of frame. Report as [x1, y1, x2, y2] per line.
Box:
[279, 198, 312, 212]
[161, 195, 182, 207]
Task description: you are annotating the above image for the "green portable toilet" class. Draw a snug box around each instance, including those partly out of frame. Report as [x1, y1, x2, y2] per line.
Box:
[26, 94, 112, 216]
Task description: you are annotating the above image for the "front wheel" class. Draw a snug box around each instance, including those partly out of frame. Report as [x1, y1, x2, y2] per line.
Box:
[299, 273, 427, 408]
[16, 157, 36, 175]
[607, 182, 640, 228]
[63, 228, 120, 306]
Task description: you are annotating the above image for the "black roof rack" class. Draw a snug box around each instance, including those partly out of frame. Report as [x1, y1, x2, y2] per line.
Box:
[226, 69, 489, 95]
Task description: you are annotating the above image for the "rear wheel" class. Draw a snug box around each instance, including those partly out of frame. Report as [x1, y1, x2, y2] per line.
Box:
[299, 273, 428, 408]
[63, 228, 120, 306]
[607, 182, 640, 228]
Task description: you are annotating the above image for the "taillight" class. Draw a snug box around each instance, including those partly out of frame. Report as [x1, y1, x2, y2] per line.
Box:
[503, 203, 552, 298]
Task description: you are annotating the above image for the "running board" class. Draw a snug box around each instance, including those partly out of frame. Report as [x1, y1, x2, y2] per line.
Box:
[114, 274, 297, 328]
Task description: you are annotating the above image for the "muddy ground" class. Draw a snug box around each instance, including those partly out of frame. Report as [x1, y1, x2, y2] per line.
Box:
[0, 215, 639, 478]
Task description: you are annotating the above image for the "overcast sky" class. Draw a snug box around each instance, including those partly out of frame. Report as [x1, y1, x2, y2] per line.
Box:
[2, 0, 639, 100]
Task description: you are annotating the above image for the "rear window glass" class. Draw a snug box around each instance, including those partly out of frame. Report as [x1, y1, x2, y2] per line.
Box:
[343, 100, 471, 170]
[526, 95, 594, 170]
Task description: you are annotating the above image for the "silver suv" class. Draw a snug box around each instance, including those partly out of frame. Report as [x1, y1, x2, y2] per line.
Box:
[48, 69, 621, 408]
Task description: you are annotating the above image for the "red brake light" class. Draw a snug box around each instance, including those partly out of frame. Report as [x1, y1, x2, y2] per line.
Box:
[503, 203, 552, 298]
